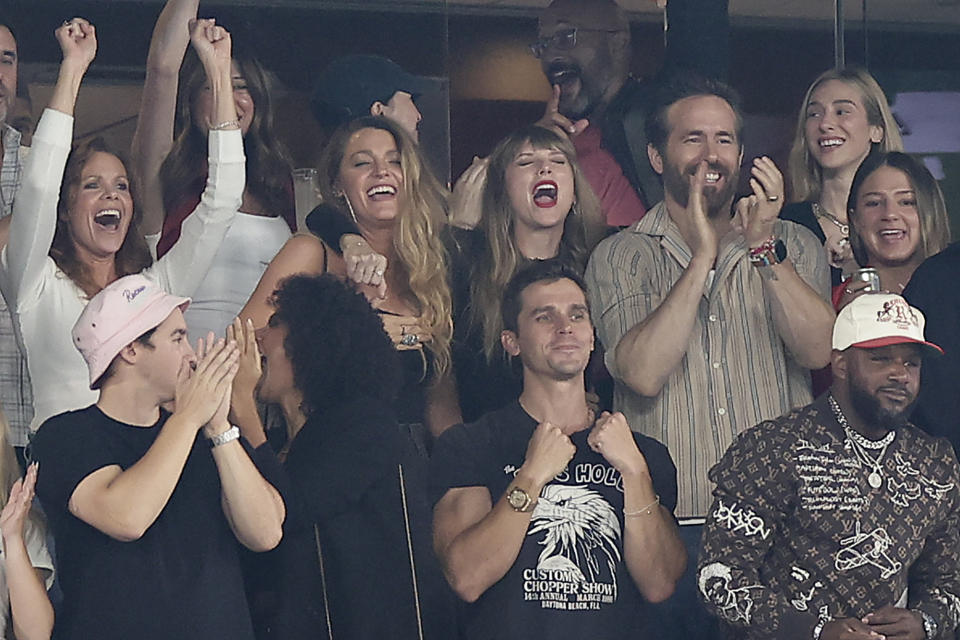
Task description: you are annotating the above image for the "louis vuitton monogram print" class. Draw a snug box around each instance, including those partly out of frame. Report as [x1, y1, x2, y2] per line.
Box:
[697, 395, 960, 640]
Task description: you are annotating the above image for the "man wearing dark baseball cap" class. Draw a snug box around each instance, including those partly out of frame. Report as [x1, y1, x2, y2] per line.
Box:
[31, 274, 285, 640]
[698, 293, 960, 640]
[311, 53, 431, 141]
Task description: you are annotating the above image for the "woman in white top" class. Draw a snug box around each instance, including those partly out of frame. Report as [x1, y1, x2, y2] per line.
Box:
[0, 18, 244, 430]
[0, 409, 54, 640]
[132, 0, 295, 341]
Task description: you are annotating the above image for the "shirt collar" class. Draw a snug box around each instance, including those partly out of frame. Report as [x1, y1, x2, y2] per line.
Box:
[1, 124, 22, 153]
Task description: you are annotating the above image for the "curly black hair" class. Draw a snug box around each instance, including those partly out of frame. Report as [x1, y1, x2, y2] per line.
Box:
[269, 274, 402, 415]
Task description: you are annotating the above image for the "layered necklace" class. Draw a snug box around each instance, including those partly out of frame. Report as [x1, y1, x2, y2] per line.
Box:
[828, 395, 895, 490]
[812, 202, 849, 236]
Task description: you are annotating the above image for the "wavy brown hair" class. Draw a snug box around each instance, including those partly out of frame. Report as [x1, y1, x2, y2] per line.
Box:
[318, 116, 453, 375]
[470, 125, 602, 362]
[160, 42, 293, 219]
[51, 138, 152, 297]
[788, 67, 903, 203]
[847, 151, 951, 267]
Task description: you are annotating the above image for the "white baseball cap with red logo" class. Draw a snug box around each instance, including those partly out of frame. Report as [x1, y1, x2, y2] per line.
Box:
[72, 274, 191, 388]
[832, 293, 943, 356]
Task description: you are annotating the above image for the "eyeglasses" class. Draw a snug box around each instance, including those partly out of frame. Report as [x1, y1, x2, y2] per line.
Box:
[529, 27, 625, 59]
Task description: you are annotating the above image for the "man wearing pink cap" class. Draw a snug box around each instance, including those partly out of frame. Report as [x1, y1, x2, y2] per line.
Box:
[30, 274, 285, 640]
[698, 293, 960, 640]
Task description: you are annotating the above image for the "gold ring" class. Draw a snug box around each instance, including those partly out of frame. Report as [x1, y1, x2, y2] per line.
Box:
[767, 195, 780, 202]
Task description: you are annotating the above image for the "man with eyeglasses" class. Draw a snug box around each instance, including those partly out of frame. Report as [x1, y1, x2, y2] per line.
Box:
[533, 0, 728, 227]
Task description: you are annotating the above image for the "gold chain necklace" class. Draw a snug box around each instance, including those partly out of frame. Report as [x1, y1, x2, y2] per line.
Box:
[812, 202, 849, 237]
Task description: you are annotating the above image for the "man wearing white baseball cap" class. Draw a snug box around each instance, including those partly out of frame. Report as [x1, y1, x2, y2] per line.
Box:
[698, 293, 960, 640]
[30, 274, 285, 640]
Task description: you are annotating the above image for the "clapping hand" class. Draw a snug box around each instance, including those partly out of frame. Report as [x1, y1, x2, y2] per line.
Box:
[174, 334, 239, 433]
[0, 462, 38, 545]
[733, 156, 785, 248]
[226, 317, 261, 416]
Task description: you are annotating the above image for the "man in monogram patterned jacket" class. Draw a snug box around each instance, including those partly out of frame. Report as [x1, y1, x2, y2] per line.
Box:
[699, 293, 960, 640]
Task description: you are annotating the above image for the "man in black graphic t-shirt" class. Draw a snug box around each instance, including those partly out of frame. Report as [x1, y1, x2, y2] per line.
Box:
[432, 260, 685, 639]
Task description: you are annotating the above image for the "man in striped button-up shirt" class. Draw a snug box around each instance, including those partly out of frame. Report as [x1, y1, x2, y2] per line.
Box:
[585, 73, 834, 639]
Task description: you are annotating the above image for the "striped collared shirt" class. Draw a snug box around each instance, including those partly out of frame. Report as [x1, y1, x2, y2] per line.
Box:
[0, 124, 34, 447]
[586, 201, 830, 518]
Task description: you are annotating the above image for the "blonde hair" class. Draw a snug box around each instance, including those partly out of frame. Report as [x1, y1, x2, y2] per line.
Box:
[318, 116, 453, 374]
[470, 125, 602, 362]
[847, 151, 951, 267]
[788, 67, 903, 203]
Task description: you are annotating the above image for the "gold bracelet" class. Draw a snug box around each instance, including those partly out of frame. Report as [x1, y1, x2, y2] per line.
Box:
[210, 119, 240, 131]
[624, 495, 659, 517]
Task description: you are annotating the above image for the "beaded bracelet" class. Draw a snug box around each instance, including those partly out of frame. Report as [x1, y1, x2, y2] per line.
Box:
[624, 495, 660, 517]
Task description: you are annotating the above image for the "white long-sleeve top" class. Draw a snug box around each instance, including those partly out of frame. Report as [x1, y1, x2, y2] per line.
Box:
[0, 108, 245, 431]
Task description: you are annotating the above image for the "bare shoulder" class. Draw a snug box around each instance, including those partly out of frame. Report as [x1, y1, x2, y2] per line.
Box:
[269, 233, 329, 276]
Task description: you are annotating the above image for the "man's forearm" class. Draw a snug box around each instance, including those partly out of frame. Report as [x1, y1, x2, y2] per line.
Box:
[621, 471, 686, 603]
[615, 256, 712, 397]
[758, 260, 834, 369]
[211, 438, 285, 551]
[70, 413, 200, 541]
[436, 475, 541, 603]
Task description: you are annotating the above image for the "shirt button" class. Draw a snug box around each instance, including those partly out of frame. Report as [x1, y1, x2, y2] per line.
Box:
[712, 362, 721, 369]
[718, 407, 727, 416]
[708, 314, 718, 322]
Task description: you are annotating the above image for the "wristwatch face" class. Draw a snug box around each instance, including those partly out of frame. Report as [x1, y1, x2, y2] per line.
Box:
[507, 487, 530, 511]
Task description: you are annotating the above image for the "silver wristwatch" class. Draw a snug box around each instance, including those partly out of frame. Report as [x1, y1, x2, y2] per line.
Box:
[209, 425, 240, 448]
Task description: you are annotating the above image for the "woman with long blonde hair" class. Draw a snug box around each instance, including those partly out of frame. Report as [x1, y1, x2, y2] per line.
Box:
[240, 116, 458, 441]
[783, 67, 903, 284]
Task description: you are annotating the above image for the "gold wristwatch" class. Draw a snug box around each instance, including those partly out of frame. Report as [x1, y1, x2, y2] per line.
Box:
[507, 486, 536, 512]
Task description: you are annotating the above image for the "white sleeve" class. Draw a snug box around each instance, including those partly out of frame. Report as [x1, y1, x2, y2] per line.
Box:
[146, 128, 245, 296]
[0, 109, 74, 311]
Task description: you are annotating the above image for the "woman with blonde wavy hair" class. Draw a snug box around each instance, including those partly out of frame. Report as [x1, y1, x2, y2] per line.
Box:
[240, 116, 458, 442]
[450, 125, 606, 423]
[783, 67, 903, 284]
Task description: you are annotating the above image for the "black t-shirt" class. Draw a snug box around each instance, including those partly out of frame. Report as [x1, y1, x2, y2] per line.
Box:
[903, 242, 960, 455]
[430, 401, 678, 640]
[32, 406, 255, 640]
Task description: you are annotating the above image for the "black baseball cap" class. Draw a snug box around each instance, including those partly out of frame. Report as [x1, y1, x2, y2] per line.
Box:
[311, 54, 432, 129]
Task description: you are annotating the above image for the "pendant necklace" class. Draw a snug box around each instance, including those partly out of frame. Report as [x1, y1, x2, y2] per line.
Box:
[828, 395, 895, 489]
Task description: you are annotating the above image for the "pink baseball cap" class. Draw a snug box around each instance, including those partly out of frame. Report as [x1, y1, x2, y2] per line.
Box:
[833, 293, 943, 356]
[72, 274, 190, 389]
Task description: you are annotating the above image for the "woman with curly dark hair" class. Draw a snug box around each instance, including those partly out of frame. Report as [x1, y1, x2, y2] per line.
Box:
[227, 274, 453, 640]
